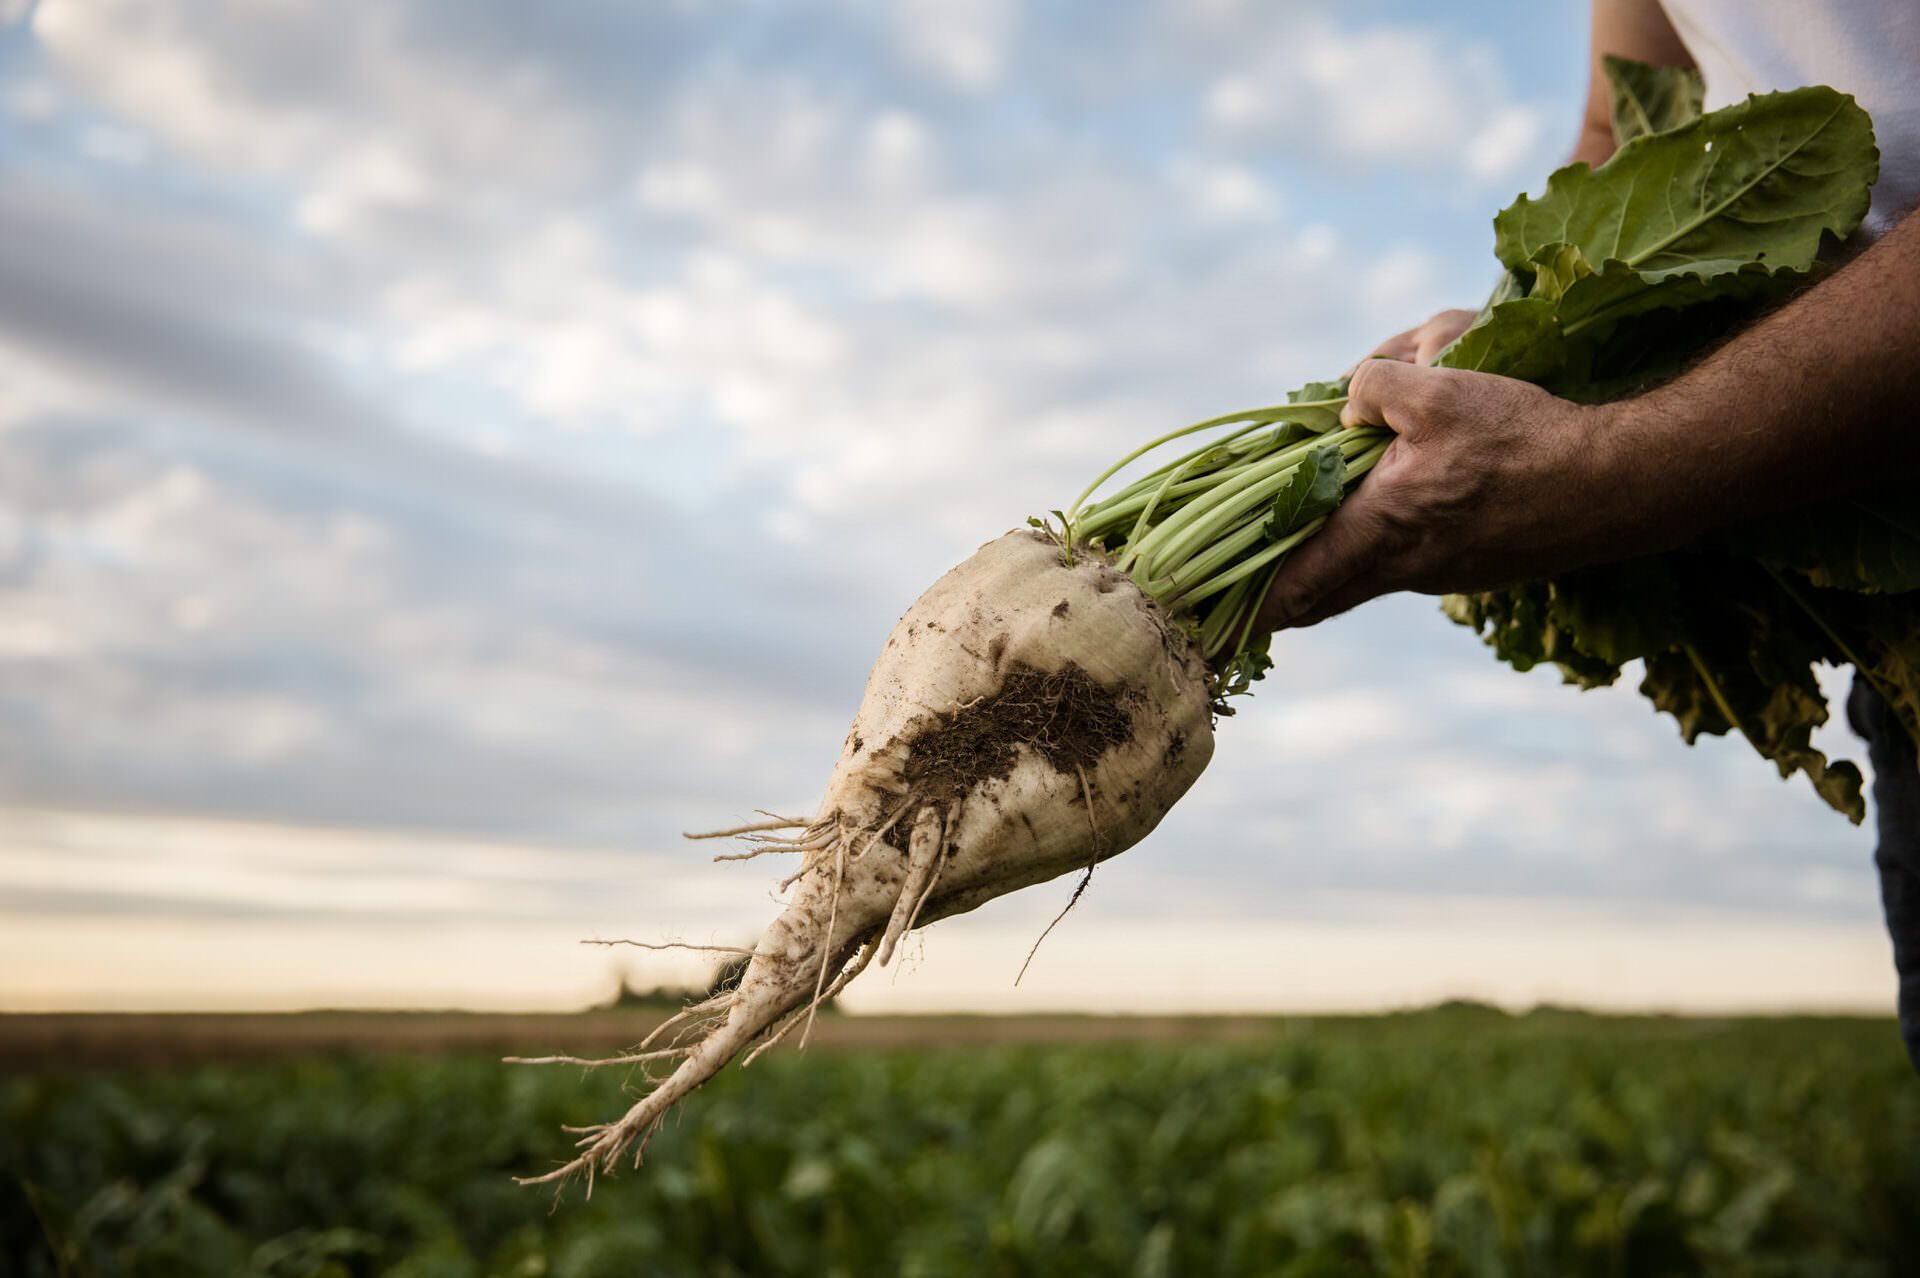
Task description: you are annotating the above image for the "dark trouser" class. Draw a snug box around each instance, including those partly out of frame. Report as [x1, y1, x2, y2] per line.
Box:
[1849, 678, 1920, 1074]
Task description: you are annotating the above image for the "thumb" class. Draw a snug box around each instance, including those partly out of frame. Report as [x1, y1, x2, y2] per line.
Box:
[1340, 357, 1437, 436]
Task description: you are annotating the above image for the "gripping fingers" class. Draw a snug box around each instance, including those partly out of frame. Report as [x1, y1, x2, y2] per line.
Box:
[1339, 357, 1418, 431]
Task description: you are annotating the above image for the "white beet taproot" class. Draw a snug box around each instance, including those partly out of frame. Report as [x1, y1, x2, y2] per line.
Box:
[517, 529, 1213, 1187]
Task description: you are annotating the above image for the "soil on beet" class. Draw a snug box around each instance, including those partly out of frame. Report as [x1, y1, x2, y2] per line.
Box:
[893, 662, 1139, 809]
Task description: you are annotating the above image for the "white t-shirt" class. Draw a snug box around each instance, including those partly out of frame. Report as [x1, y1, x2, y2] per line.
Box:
[1659, 0, 1920, 239]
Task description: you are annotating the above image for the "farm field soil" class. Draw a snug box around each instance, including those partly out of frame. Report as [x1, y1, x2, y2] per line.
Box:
[0, 1010, 1291, 1071]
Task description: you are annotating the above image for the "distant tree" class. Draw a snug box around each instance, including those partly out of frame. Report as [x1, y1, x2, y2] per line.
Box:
[597, 967, 696, 1011]
[592, 955, 839, 1013]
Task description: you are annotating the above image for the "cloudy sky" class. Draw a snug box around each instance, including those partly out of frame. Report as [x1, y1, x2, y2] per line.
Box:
[0, 0, 1896, 1014]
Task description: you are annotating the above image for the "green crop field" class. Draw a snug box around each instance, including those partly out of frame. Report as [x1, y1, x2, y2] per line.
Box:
[5, 1008, 1918, 1277]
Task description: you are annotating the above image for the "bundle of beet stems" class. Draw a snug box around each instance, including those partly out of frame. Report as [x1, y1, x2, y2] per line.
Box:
[515, 67, 1889, 1190]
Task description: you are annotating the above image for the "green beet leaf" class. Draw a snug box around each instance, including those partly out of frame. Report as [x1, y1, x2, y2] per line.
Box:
[1537, 243, 1799, 346]
[1265, 377, 1351, 432]
[1434, 297, 1564, 380]
[1437, 79, 1906, 818]
[1721, 494, 1920, 595]
[1264, 444, 1346, 539]
[1290, 377, 1351, 404]
[1494, 87, 1878, 282]
[1602, 55, 1704, 144]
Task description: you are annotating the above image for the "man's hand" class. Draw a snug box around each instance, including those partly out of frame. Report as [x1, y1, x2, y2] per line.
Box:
[1364, 308, 1479, 367]
[1255, 360, 1672, 631]
[1259, 207, 1920, 632]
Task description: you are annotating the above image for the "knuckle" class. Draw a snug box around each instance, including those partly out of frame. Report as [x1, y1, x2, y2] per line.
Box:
[1271, 587, 1311, 620]
[1400, 371, 1452, 421]
[1347, 357, 1385, 397]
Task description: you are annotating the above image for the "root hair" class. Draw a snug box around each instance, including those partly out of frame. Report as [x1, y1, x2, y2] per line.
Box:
[502, 1046, 693, 1069]
[1015, 765, 1103, 986]
[683, 814, 811, 839]
[580, 939, 759, 956]
[744, 939, 876, 1067]
[800, 838, 849, 1049]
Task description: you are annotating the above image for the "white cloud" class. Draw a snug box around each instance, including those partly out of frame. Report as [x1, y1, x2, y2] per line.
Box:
[892, 0, 1014, 89]
[0, 341, 104, 426]
[77, 122, 149, 165]
[863, 108, 934, 189]
[1195, 10, 1555, 185]
[1361, 245, 1439, 316]
[1291, 222, 1338, 265]
[1249, 686, 1409, 758]
[1180, 160, 1279, 222]
[634, 161, 723, 215]
[34, 0, 602, 223]
[35, 0, 301, 172]
[18, 0, 1437, 546]
[294, 142, 435, 236]
[1468, 104, 1549, 180]
[0, 411, 873, 843]
[1206, 75, 1262, 127]
[4, 73, 60, 119]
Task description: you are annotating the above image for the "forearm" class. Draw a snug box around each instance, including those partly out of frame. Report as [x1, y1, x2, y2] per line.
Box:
[1597, 210, 1920, 552]
[1572, 0, 1696, 168]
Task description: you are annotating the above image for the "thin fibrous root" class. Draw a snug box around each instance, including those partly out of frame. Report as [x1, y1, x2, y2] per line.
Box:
[519, 1096, 671, 1187]
[1015, 766, 1104, 986]
[637, 992, 735, 1052]
[799, 838, 849, 1051]
[779, 823, 864, 891]
[580, 939, 761, 956]
[734, 834, 825, 849]
[743, 940, 877, 1067]
[503, 1047, 693, 1068]
[521, 1152, 603, 1199]
[515, 1114, 659, 1190]
[739, 828, 833, 847]
[573, 1125, 619, 1151]
[682, 814, 811, 839]
[779, 812, 893, 891]
[715, 828, 833, 863]
[714, 845, 801, 862]
[637, 1001, 731, 1055]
